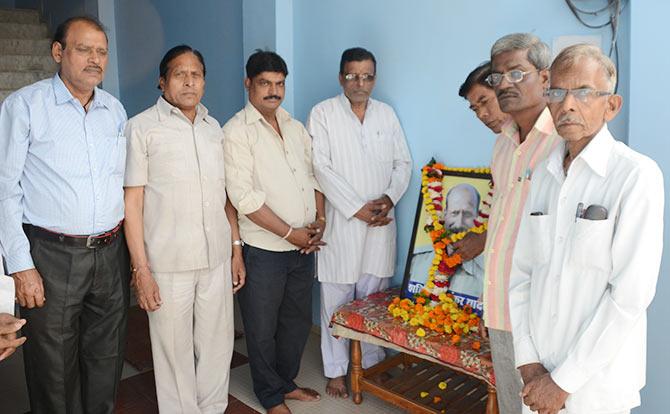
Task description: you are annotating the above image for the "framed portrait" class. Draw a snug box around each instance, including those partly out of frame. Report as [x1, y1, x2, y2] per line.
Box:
[401, 164, 491, 314]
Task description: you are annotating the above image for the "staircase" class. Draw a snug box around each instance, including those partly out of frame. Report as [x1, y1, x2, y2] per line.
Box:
[0, 8, 56, 104]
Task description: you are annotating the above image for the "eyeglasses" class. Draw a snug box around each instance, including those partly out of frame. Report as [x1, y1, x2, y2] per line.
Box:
[544, 88, 611, 103]
[343, 73, 375, 82]
[485, 69, 539, 87]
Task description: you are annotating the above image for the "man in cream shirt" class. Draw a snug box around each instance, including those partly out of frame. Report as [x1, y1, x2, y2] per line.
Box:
[124, 45, 245, 413]
[510, 44, 663, 414]
[223, 50, 325, 414]
[307, 47, 412, 398]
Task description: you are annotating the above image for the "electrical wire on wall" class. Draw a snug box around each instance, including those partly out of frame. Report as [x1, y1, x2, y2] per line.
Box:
[564, 0, 627, 92]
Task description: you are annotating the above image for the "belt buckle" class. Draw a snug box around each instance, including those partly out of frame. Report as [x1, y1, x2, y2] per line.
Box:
[86, 235, 97, 249]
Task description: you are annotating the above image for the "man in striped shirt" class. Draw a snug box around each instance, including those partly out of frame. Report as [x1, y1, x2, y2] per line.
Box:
[454, 33, 561, 413]
[308, 47, 412, 399]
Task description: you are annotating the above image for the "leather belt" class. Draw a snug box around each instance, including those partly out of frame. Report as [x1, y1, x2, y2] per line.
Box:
[23, 221, 123, 249]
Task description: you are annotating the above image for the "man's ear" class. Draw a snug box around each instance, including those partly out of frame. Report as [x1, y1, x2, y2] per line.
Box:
[158, 76, 165, 92]
[604, 94, 623, 122]
[244, 77, 251, 90]
[51, 41, 63, 64]
[539, 68, 550, 89]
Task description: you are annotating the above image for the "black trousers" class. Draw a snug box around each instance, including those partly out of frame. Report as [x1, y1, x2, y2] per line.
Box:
[238, 245, 315, 409]
[20, 228, 130, 414]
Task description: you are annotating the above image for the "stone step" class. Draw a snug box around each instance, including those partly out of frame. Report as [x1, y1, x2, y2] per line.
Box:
[0, 22, 48, 39]
[0, 38, 51, 55]
[0, 71, 52, 90]
[0, 55, 57, 71]
[0, 89, 13, 104]
[0, 8, 40, 24]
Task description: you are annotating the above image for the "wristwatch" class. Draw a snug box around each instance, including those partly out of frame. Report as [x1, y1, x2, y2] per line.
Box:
[232, 239, 244, 247]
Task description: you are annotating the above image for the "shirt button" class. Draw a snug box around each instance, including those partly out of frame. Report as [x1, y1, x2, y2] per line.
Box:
[508, 183, 514, 189]
[204, 202, 210, 207]
[205, 227, 210, 232]
[487, 281, 492, 286]
[557, 236, 564, 243]
[560, 197, 566, 204]
[203, 175, 208, 180]
[489, 248, 495, 254]
[516, 150, 521, 156]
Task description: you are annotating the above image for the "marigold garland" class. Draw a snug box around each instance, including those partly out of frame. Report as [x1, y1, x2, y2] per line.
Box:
[419, 160, 492, 304]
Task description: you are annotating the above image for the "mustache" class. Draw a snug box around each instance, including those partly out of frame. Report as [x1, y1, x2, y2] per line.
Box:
[496, 88, 518, 99]
[263, 95, 281, 100]
[85, 65, 102, 72]
[556, 113, 581, 127]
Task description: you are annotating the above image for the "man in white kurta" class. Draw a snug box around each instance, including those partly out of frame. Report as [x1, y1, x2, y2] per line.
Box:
[307, 47, 412, 397]
[509, 45, 663, 414]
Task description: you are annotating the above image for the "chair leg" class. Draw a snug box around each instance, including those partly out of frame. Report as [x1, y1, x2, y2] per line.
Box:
[486, 385, 499, 414]
[351, 339, 363, 404]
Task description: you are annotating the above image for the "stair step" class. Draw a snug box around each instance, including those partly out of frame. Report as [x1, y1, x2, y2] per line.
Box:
[0, 89, 14, 104]
[0, 55, 57, 71]
[0, 8, 40, 24]
[0, 22, 48, 39]
[0, 71, 52, 89]
[0, 38, 51, 55]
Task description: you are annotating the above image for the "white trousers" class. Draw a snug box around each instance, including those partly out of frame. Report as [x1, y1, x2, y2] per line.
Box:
[148, 260, 234, 414]
[320, 273, 389, 378]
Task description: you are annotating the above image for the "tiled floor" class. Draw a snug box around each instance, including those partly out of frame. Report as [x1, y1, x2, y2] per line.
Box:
[0, 305, 404, 414]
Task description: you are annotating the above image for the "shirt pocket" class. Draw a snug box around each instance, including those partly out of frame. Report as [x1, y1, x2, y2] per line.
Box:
[148, 141, 187, 182]
[569, 217, 615, 272]
[528, 215, 553, 265]
[368, 129, 394, 163]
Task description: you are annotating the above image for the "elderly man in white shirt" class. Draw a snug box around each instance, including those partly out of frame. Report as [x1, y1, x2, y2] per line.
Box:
[307, 47, 412, 398]
[510, 44, 663, 414]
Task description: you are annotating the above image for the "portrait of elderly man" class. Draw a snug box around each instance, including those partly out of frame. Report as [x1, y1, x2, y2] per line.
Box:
[510, 44, 663, 414]
[0, 16, 129, 413]
[409, 183, 485, 299]
[124, 45, 245, 413]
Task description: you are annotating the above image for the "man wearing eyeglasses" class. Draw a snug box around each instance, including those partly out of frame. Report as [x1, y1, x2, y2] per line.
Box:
[452, 33, 562, 413]
[307, 47, 412, 399]
[510, 44, 663, 414]
[0, 17, 129, 413]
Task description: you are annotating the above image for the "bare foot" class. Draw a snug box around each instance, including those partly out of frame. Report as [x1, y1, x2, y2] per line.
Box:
[285, 387, 321, 402]
[267, 402, 291, 414]
[326, 376, 349, 398]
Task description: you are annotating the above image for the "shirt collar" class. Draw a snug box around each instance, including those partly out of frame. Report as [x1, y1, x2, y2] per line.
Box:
[52, 72, 109, 109]
[337, 93, 374, 116]
[500, 107, 555, 146]
[545, 124, 614, 181]
[244, 101, 290, 125]
[156, 96, 210, 124]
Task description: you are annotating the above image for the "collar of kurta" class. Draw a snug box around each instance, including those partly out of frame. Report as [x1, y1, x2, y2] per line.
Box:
[546, 124, 615, 181]
[499, 106, 556, 146]
[156, 95, 209, 124]
[52, 72, 110, 110]
[337, 93, 377, 116]
[243, 101, 291, 125]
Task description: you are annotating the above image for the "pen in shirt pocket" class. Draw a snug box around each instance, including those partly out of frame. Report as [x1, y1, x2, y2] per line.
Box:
[517, 168, 532, 182]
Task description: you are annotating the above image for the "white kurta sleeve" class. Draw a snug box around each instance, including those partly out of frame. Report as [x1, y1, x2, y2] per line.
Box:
[308, 106, 366, 219]
[383, 112, 412, 205]
[509, 189, 542, 368]
[550, 162, 664, 393]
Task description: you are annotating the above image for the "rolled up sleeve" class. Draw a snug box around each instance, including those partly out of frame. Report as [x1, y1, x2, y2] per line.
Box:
[222, 123, 266, 215]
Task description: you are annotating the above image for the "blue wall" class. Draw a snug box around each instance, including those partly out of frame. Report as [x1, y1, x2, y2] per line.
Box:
[292, 0, 627, 290]
[628, 2, 670, 413]
[114, 0, 244, 122]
